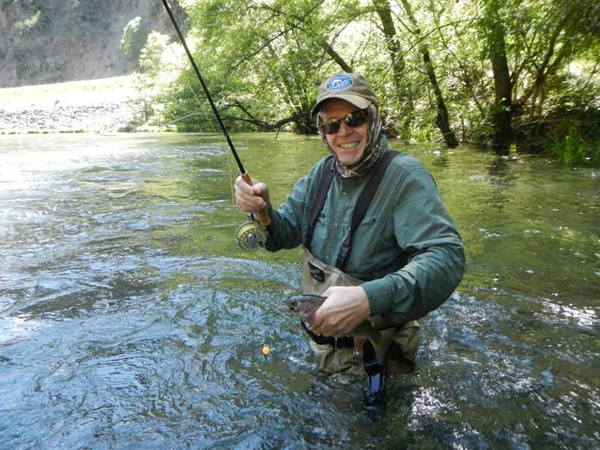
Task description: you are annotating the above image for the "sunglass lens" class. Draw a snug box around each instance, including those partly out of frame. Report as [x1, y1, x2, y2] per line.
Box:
[347, 111, 367, 127]
[324, 122, 340, 134]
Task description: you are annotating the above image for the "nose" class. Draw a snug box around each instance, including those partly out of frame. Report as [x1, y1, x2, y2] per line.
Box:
[337, 119, 352, 136]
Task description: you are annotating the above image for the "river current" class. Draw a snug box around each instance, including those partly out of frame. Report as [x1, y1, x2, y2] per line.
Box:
[0, 133, 598, 449]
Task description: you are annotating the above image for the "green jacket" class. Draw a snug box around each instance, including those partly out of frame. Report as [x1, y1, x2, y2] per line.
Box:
[266, 139, 465, 324]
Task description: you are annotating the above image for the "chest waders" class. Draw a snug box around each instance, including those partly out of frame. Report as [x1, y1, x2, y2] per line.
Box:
[301, 151, 419, 409]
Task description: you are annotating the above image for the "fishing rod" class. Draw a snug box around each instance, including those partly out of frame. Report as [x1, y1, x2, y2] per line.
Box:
[160, 0, 269, 251]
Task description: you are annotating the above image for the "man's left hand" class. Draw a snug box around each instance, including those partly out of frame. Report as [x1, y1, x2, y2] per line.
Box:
[311, 286, 370, 337]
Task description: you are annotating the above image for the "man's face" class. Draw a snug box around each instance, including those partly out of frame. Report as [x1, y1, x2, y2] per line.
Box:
[319, 99, 368, 167]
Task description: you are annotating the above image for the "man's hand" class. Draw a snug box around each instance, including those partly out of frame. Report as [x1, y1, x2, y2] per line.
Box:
[312, 286, 370, 337]
[234, 175, 270, 214]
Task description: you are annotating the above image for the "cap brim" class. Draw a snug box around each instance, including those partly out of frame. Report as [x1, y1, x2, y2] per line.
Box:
[311, 94, 372, 116]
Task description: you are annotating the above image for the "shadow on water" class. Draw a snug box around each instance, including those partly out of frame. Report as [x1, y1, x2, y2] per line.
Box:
[0, 133, 598, 449]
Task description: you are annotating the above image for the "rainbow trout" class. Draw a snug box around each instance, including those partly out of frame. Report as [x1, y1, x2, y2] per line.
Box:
[285, 294, 387, 364]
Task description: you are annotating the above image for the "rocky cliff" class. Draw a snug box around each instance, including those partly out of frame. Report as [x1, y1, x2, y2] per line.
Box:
[0, 0, 185, 88]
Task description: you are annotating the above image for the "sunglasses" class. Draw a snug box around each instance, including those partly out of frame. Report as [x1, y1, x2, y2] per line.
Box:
[318, 109, 369, 135]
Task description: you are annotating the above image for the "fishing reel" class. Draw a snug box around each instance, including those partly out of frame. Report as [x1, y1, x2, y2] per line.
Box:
[235, 214, 267, 251]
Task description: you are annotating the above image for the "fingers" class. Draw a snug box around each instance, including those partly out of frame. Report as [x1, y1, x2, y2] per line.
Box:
[312, 311, 349, 338]
[311, 286, 370, 337]
[234, 175, 269, 212]
[312, 306, 353, 337]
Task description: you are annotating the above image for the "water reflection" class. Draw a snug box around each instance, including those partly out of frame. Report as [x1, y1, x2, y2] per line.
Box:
[0, 133, 598, 449]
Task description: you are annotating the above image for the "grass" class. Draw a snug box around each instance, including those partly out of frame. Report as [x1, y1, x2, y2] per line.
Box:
[0, 75, 139, 110]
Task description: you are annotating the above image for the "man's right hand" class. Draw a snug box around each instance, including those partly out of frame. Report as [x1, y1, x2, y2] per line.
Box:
[312, 286, 371, 338]
[234, 175, 271, 214]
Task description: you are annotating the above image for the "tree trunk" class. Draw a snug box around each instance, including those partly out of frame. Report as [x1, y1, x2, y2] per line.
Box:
[490, 53, 512, 153]
[398, 0, 458, 148]
[372, 0, 414, 141]
[484, 1, 513, 154]
[424, 52, 459, 148]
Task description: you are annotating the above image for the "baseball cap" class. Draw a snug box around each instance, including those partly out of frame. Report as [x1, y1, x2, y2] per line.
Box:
[311, 73, 378, 116]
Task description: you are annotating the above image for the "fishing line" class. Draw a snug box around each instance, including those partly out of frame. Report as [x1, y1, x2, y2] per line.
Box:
[148, 1, 234, 196]
[148, 0, 225, 140]
[152, 4, 238, 223]
[159, 0, 270, 250]
[161, 0, 245, 174]
[148, 0, 241, 249]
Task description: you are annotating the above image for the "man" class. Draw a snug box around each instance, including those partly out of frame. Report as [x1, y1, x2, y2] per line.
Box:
[234, 73, 465, 407]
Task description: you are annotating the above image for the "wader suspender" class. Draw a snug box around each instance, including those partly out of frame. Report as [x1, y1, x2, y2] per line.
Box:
[304, 151, 400, 269]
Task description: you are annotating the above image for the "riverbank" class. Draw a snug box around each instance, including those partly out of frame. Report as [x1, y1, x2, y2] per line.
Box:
[0, 76, 141, 134]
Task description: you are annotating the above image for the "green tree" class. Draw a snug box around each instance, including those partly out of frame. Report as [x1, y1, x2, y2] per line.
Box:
[395, 0, 458, 147]
[144, 0, 599, 161]
[372, 0, 415, 141]
[480, 0, 513, 154]
[121, 16, 149, 68]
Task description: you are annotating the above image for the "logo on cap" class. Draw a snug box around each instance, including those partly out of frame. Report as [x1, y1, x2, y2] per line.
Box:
[326, 74, 353, 92]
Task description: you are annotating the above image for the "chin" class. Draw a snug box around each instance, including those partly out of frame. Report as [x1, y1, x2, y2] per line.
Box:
[339, 158, 359, 167]
[335, 148, 363, 164]
[336, 152, 362, 166]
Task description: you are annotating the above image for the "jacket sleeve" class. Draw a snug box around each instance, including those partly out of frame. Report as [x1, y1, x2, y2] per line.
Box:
[264, 163, 322, 251]
[361, 167, 465, 324]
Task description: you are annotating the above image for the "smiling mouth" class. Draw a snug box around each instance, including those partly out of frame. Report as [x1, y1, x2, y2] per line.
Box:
[338, 142, 360, 149]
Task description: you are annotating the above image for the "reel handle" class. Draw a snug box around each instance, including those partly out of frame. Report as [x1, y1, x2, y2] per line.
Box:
[241, 172, 271, 227]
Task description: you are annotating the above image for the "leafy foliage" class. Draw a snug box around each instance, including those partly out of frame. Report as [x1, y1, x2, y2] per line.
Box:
[120, 17, 150, 68]
[138, 0, 599, 162]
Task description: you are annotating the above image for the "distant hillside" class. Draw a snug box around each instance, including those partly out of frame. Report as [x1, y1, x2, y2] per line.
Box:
[0, 0, 185, 88]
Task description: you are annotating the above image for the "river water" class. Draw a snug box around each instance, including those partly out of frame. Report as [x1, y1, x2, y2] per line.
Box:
[0, 133, 598, 449]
